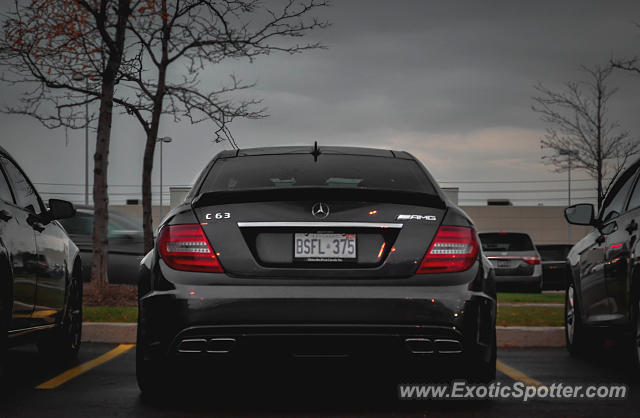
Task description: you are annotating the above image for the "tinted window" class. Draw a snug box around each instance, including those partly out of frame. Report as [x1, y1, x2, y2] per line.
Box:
[479, 233, 534, 252]
[59, 211, 142, 237]
[600, 167, 637, 222]
[200, 154, 436, 194]
[0, 166, 14, 203]
[0, 156, 43, 214]
[108, 212, 142, 235]
[59, 212, 93, 236]
[627, 175, 640, 212]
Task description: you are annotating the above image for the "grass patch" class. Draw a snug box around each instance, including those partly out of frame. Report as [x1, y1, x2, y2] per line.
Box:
[83, 306, 137, 323]
[497, 292, 563, 304]
[497, 306, 563, 327]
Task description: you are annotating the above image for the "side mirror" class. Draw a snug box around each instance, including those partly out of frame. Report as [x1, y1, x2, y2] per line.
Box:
[48, 199, 76, 220]
[564, 203, 595, 226]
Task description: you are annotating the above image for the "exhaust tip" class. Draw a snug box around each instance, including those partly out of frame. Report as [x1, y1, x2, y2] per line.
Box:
[177, 338, 207, 354]
[207, 338, 236, 354]
[405, 338, 434, 354]
[434, 339, 462, 354]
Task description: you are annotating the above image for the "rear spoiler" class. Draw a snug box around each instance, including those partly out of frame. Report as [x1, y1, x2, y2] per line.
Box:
[192, 187, 446, 209]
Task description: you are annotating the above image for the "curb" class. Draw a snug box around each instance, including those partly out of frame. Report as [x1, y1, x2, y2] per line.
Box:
[497, 326, 565, 348]
[80, 323, 566, 348]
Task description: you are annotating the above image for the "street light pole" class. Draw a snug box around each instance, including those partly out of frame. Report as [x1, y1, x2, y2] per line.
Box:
[84, 79, 89, 206]
[157, 137, 173, 214]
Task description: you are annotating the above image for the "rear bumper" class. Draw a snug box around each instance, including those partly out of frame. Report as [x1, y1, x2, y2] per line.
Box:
[138, 282, 496, 364]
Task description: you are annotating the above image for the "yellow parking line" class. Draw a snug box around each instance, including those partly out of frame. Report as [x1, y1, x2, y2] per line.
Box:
[35, 344, 135, 389]
[496, 359, 542, 387]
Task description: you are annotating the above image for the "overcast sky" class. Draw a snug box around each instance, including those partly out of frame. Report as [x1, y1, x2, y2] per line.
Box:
[1, 0, 640, 206]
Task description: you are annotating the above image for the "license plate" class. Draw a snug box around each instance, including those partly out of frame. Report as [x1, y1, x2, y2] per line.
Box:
[492, 260, 511, 268]
[294, 233, 356, 260]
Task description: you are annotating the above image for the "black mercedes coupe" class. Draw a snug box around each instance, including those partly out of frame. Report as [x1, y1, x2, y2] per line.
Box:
[136, 145, 496, 395]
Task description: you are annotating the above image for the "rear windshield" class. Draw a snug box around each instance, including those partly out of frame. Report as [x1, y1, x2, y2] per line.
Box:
[199, 154, 436, 194]
[479, 233, 534, 252]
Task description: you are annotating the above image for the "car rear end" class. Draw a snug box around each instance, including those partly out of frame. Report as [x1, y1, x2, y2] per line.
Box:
[479, 232, 542, 292]
[137, 147, 496, 393]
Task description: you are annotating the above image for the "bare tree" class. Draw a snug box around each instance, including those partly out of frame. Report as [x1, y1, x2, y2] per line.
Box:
[117, 0, 330, 252]
[611, 22, 640, 76]
[1, 0, 136, 295]
[532, 65, 639, 209]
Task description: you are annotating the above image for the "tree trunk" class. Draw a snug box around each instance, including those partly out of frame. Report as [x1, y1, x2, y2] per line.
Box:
[141, 87, 168, 252]
[90, 80, 115, 294]
[142, 134, 157, 253]
[89, 0, 130, 297]
[142, 0, 169, 253]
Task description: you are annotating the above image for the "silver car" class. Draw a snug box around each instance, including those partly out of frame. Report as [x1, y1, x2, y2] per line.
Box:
[479, 232, 542, 293]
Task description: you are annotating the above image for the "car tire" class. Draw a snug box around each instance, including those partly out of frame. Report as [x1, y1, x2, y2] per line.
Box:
[467, 331, 497, 383]
[38, 272, 82, 363]
[136, 325, 170, 400]
[565, 280, 587, 358]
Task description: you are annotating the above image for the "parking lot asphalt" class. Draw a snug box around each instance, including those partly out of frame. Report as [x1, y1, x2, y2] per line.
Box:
[1, 343, 638, 417]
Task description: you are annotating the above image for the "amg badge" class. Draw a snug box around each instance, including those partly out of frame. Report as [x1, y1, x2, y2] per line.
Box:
[396, 214, 437, 221]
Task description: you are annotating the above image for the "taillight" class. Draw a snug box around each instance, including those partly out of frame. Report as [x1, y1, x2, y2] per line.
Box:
[417, 225, 479, 274]
[522, 256, 541, 265]
[157, 224, 223, 273]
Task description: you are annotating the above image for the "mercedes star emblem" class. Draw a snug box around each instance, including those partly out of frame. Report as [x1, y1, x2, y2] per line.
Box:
[311, 202, 330, 219]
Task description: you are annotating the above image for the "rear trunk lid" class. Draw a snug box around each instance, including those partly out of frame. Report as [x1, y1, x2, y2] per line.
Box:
[192, 189, 446, 278]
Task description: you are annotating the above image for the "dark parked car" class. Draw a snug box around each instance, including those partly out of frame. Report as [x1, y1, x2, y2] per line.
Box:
[0, 146, 82, 376]
[58, 207, 144, 285]
[564, 157, 640, 368]
[536, 244, 572, 291]
[479, 232, 542, 293]
[136, 145, 497, 396]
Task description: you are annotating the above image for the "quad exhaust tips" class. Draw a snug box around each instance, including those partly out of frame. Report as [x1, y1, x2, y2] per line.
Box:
[177, 336, 462, 356]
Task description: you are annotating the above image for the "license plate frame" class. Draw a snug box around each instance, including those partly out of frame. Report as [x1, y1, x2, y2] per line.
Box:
[294, 233, 357, 261]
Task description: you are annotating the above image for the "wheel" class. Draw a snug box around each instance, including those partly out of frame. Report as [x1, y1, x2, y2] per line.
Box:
[467, 331, 497, 383]
[38, 271, 82, 362]
[565, 280, 587, 357]
[136, 325, 170, 399]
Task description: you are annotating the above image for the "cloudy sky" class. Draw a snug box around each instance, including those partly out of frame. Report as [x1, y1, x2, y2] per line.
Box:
[1, 0, 640, 206]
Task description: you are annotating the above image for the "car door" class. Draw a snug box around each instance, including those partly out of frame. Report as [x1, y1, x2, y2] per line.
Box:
[1, 155, 66, 326]
[588, 165, 638, 321]
[577, 170, 637, 323]
[33, 217, 67, 326]
[604, 163, 640, 321]
[577, 226, 609, 322]
[0, 154, 38, 330]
